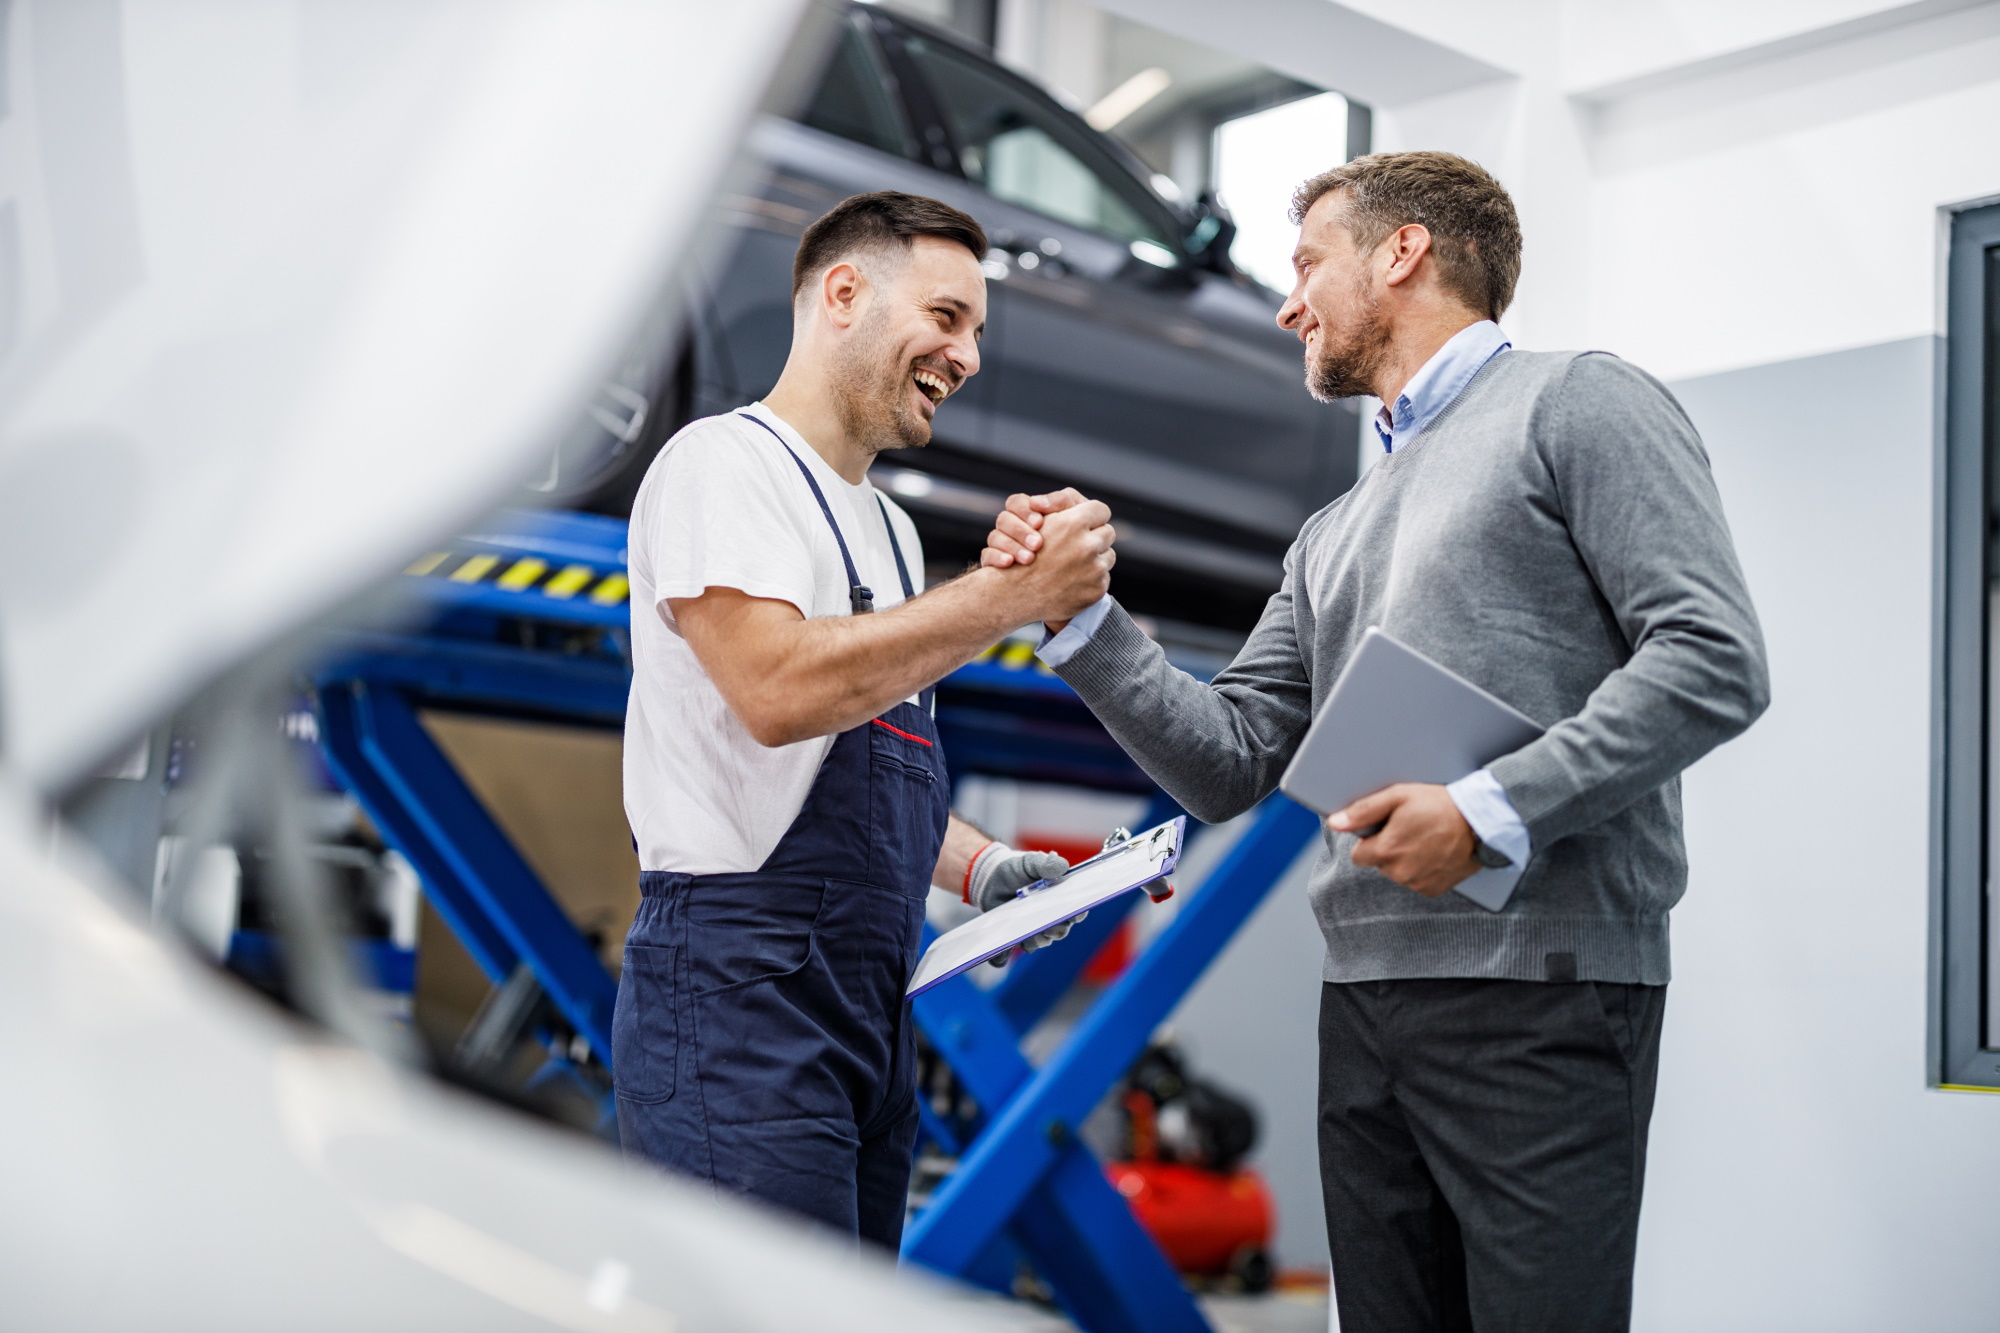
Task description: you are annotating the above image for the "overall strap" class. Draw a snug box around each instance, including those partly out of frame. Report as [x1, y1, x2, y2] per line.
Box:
[739, 412, 873, 615]
[876, 494, 916, 600]
[874, 493, 933, 713]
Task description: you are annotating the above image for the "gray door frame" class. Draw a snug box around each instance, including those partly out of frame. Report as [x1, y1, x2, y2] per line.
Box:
[1933, 196, 2000, 1090]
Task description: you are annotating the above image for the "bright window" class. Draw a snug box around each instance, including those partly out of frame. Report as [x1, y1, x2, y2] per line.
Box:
[1213, 93, 1349, 295]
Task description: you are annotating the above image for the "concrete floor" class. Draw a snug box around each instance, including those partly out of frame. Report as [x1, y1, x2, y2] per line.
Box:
[1200, 1293, 1331, 1333]
[994, 1291, 1331, 1332]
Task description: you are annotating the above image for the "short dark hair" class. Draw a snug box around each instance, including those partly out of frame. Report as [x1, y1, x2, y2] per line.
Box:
[1290, 152, 1522, 320]
[791, 191, 989, 302]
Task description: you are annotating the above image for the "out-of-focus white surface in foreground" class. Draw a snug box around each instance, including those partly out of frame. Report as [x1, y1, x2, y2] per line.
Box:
[0, 0, 785, 790]
[0, 779, 1028, 1331]
[0, 4, 1042, 1326]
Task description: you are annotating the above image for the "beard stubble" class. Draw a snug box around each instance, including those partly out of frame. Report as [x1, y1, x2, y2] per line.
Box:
[832, 304, 931, 454]
[1305, 274, 1391, 403]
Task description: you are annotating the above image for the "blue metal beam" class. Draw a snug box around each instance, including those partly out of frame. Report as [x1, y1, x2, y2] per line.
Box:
[318, 683, 519, 982]
[901, 796, 1319, 1277]
[318, 633, 629, 727]
[911, 936, 1209, 1332]
[1014, 1145, 1212, 1333]
[316, 679, 619, 1062]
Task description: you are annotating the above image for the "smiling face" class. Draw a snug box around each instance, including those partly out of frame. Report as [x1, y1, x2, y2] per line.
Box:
[1277, 190, 1391, 403]
[827, 235, 986, 453]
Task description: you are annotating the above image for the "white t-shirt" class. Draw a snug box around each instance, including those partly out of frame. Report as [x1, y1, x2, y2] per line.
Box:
[623, 402, 926, 873]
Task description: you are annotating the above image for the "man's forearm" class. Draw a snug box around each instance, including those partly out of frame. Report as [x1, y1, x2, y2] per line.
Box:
[681, 499, 1114, 746]
[733, 568, 1037, 745]
[933, 814, 994, 895]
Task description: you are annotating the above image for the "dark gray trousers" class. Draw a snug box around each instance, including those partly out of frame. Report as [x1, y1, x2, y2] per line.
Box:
[1318, 978, 1666, 1333]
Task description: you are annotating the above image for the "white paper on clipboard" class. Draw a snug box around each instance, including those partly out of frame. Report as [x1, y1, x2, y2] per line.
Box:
[907, 817, 1186, 998]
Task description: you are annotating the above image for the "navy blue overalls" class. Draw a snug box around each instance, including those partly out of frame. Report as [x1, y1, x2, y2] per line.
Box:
[614, 415, 950, 1249]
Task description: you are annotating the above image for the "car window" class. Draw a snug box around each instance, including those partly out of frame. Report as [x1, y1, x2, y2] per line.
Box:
[900, 36, 1172, 250]
[797, 19, 914, 159]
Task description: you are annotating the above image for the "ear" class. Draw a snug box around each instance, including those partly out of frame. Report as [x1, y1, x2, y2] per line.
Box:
[1380, 223, 1434, 289]
[819, 261, 868, 329]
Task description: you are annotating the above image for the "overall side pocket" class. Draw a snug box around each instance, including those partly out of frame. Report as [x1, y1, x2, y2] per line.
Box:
[612, 943, 678, 1105]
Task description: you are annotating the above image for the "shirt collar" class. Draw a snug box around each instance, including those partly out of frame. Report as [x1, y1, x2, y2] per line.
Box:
[1371, 320, 1513, 454]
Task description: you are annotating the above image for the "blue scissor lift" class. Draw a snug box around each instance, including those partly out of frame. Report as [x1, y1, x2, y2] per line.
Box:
[311, 508, 1318, 1333]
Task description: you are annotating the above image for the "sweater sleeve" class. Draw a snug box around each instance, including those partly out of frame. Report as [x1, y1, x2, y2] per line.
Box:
[1486, 353, 1770, 847]
[1050, 546, 1319, 824]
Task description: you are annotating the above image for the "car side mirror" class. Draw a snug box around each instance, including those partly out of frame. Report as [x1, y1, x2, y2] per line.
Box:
[1185, 193, 1238, 275]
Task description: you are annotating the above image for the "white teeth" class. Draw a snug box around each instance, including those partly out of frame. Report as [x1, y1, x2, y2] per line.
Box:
[912, 370, 949, 403]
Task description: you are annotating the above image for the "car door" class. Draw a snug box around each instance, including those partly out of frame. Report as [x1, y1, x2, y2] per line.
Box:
[885, 26, 1337, 546]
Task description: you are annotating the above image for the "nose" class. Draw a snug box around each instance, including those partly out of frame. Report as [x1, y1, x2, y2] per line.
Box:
[950, 331, 980, 381]
[1277, 289, 1305, 335]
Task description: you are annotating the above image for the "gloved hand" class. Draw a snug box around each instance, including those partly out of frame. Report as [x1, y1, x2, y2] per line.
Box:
[964, 842, 1087, 965]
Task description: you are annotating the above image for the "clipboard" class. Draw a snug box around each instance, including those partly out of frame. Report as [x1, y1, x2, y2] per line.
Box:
[907, 818, 1186, 997]
[1278, 627, 1544, 912]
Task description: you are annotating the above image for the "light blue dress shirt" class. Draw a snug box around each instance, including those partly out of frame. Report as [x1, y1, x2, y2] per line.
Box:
[1372, 319, 1512, 454]
[1037, 320, 1531, 871]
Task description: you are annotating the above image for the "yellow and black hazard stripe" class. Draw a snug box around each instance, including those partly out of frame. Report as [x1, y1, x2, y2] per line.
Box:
[404, 550, 631, 608]
[970, 638, 1055, 675]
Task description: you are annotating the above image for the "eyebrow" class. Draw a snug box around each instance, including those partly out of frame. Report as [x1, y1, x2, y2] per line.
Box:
[929, 293, 986, 338]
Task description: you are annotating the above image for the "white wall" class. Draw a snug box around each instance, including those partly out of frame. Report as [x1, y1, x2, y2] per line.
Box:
[1122, 2, 2000, 1325]
[1650, 337, 2000, 1331]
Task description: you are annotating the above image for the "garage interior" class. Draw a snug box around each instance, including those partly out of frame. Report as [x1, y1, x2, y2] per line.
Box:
[6, 1, 2000, 1331]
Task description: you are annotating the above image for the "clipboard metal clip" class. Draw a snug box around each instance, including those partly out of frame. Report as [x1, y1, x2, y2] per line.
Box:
[1107, 826, 1177, 901]
[1015, 825, 1141, 901]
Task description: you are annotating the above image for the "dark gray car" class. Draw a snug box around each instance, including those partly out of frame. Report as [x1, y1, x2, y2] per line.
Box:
[556, 6, 1357, 631]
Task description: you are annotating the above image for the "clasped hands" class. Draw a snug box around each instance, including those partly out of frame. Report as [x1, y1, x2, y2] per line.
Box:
[978, 488, 1111, 631]
[979, 490, 1483, 899]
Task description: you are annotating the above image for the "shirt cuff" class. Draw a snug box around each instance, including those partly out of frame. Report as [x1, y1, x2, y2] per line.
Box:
[1446, 769, 1532, 868]
[1034, 595, 1113, 669]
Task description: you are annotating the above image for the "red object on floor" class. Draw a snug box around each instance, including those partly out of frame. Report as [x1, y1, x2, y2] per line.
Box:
[1104, 1158, 1275, 1276]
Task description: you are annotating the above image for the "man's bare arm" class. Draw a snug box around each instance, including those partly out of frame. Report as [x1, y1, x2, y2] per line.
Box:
[933, 814, 994, 894]
[672, 501, 1115, 747]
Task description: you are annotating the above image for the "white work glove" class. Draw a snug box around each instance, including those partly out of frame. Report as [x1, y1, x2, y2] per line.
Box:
[964, 842, 1086, 965]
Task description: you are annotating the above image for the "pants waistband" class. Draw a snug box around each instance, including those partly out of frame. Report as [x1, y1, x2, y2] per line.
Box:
[637, 869, 924, 899]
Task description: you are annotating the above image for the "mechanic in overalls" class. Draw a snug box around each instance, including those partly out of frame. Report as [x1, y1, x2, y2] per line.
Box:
[615, 193, 1116, 1248]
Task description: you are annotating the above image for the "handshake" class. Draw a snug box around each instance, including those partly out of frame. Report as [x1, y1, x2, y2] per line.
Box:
[977, 488, 1115, 630]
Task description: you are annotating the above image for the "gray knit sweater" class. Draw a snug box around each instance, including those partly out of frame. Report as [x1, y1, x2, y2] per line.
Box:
[1053, 350, 1768, 985]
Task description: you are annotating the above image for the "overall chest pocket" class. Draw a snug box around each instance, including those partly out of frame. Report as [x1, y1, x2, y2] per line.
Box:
[867, 718, 948, 893]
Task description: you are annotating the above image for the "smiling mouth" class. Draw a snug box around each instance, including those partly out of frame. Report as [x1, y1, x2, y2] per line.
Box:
[912, 368, 951, 407]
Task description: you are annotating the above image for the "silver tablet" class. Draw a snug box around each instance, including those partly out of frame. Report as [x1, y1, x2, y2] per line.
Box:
[1280, 627, 1543, 911]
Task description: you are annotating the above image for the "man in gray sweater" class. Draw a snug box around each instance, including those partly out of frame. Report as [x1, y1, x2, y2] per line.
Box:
[983, 152, 1768, 1331]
